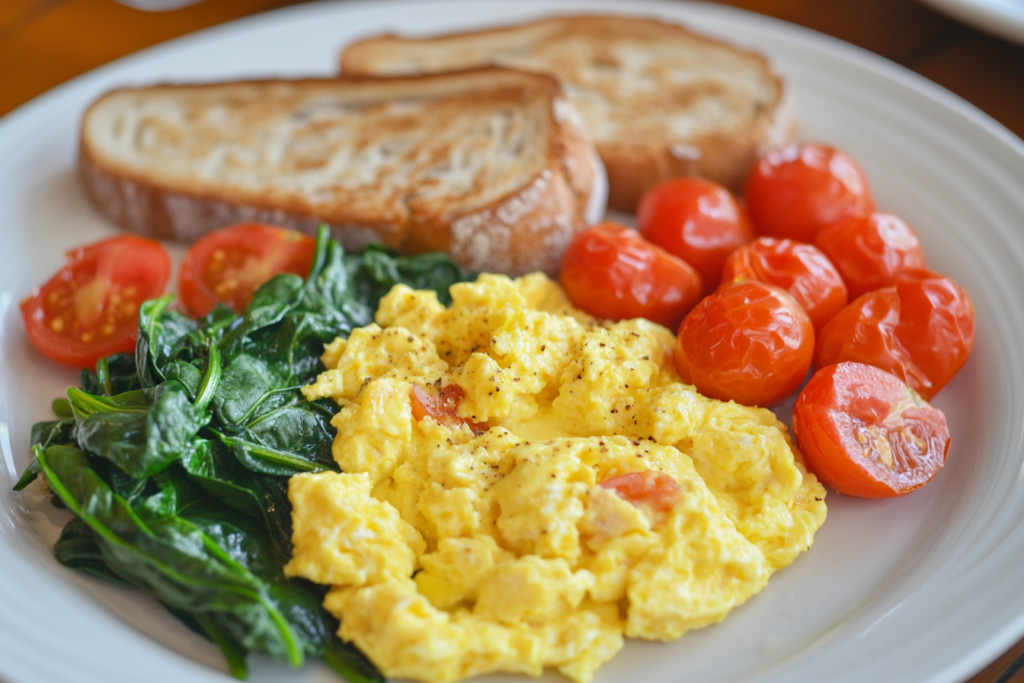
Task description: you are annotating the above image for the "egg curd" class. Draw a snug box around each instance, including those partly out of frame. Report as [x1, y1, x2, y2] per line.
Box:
[289, 273, 827, 683]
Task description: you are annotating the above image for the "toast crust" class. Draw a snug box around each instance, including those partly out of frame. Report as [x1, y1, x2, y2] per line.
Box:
[341, 14, 797, 211]
[79, 68, 606, 276]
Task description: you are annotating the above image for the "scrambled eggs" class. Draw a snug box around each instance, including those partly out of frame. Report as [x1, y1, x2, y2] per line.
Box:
[289, 273, 826, 683]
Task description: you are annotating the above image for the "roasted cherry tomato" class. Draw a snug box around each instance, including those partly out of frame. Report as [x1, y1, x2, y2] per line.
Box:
[178, 223, 317, 316]
[411, 383, 485, 431]
[637, 177, 755, 295]
[815, 275, 975, 400]
[743, 142, 874, 243]
[20, 235, 171, 368]
[814, 212, 928, 299]
[560, 223, 703, 330]
[675, 280, 814, 407]
[719, 237, 848, 330]
[792, 362, 949, 497]
[600, 470, 683, 513]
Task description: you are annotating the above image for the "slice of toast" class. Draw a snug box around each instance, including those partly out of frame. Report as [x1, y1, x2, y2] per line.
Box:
[341, 14, 796, 212]
[79, 68, 607, 276]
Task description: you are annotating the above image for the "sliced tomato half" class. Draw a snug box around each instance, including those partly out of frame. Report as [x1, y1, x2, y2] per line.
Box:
[178, 223, 317, 316]
[20, 234, 171, 368]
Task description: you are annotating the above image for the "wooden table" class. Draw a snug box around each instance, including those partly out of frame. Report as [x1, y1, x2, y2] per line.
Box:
[1, 1, 1022, 682]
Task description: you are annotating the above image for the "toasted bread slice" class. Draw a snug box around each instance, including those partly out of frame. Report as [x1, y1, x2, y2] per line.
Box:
[341, 14, 796, 212]
[79, 68, 607, 276]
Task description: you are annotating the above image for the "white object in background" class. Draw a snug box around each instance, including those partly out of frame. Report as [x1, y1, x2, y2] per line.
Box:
[919, 0, 1024, 45]
[112, 0, 207, 11]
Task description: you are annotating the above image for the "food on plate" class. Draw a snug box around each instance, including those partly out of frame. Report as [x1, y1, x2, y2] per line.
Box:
[178, 222, 317, 315]
[16, 230, 471, 683]
[19, 234, 171, 368]
[293, 272, 826, 683]
[340, 14, 797, 212]
[813, 211, 928, 299]
[559, 222, 703, 329]
[637, 177, 755, 295]
[743, 142, 875, 243]
[814, 274, 975, 401]
[675, 280, 814, 407]
[792, 362, 949, 498]
[78, 68, 606, 276]
[720, 236, 848, 330]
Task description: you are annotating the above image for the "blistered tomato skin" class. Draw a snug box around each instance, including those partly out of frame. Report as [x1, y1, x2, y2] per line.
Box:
[814, 275, 975, 401]
[676, 280, 814, 407]
[561, 223, 703, 330]
[792, 362, 949, 498]
[744, 143, 875, 243]
[814, 212, 928, 299]
[720, 237, 848, 330]
[637, 177, 755, 295]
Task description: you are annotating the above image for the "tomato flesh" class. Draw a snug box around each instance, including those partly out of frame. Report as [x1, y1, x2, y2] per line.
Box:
[20, 235, 171, 368]
[560, 223, 703, 330]
[793, 362, 949, 497]
[814, 212, 927, 299]
[637, 178, 755, 295]
[720, 237, 848, 330]
[676, 280, 814, 407]
[179, 223, 317, 316]
[814, 275, 975, 400]
[744, 143, 874, 243]
[600, 470, 683, 513]
[411, 383, 484, 431]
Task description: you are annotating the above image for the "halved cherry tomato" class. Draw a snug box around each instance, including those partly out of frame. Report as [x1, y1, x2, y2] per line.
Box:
[600, 470, 683, 513]
[719, 237, 848, 330]
[814, 275, 975, 400]
[560, 223, 703, 330]
[178, 223, 317, 316]
[743, 142, 875, 243]
[792, 362, 949, 498]
[814, 212, 928, 299]
[637, 177, 755, 295]
[675, 280, 814, 407]
[411, 383, 485, 431]
[20, 235, 171, 368]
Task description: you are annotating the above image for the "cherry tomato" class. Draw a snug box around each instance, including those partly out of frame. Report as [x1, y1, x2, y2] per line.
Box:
[600, 470, 683, 513]
[720, 237, 848, 330]
[814, 275, 975, 400]
[792, 362, 949, 498]
[676, 280, 814, 407]
[411, 383, 484, 431]
[20, 235, 171, 368]
[637, 178, 755, 295]
[743, 142, 875, 243]
[178, 223, 317, 316]
[814, 212, 928, 299]
[560, 223, 703, 330]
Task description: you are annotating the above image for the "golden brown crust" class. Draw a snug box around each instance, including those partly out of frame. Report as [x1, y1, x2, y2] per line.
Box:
[78, 69, 607, 275]
[341, 14, 798, 212]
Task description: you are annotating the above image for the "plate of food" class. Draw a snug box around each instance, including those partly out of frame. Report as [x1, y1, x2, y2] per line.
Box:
[1, 2, 1023, 683]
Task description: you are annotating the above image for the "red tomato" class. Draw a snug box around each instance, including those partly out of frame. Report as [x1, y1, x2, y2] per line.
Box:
[814, 212, 928, 299]
[676, 280, 814, 407]
[637, 177, 755, 295]
[20, 235, 171, 368]
[600, 470, 683, 513]
[410, 383, 485, 431]
[792, 362, 949, 498]
[743, 142, 874, 243]
[720, 237, 848, 330]
[560, 223, 703, 330]
[814, 275, 975, 400]
[178, 223, 317, 316]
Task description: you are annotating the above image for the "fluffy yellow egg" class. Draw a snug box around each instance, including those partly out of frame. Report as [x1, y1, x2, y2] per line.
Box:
[288, 272, 827, 683]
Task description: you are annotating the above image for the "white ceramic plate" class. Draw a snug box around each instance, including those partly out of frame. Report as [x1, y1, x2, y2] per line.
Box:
[3, 1, 1024, 682]
[919, 0, 1024, 45]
